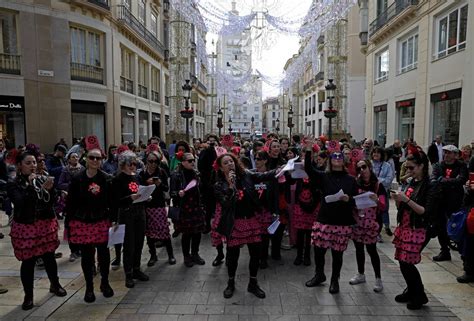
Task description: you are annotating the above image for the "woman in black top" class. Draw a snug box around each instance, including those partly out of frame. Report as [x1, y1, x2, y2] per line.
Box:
[138, 149, 175, 267]
[111, 150, 149, 288]
[65, 147, 113, 303]
[391, 151, 437, 309]
[214, 153, 278, 299]
[7, 152, 66, 310]
[304, 141, 358, 294]
[170, 152, 206, 267]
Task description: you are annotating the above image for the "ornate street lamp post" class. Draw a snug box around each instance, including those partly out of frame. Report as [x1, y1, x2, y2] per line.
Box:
[275, 118, 280, 134]
[324, 79, 338, 140]
[180, 79, 193, 142]
[228, 117, 233, 134]
[287, 103, 294, 139]
[217, 107, 223, 137]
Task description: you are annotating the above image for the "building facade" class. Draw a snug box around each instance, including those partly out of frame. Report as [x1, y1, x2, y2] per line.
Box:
[0, 0, 172, 151]
[262, 97, 280, 134]
[359, 0, 473, 147]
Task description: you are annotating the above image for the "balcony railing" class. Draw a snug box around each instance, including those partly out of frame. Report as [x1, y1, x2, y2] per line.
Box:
[197, 79, 207, 93]
[304, 78, 315, 91]
[120, 76, 134, 94]
[369, 0, 418, 36]
[88, 0, 109, 10]
[117, 5, 165, 56]
[315, 71, 324, 82]
[138, 84, 148, 99]
[165, 96, 170, 106]
[0, 53, 21, 75]
[70, 62, 104, 84]
[151, 90, 160, 103]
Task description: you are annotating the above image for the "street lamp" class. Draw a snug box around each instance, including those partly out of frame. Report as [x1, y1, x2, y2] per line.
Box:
[180, 79, 193, 142]
[324, 79, 338, 140]
[217, 107, 223, 137]
[287, 102, 294, 139]
[275, 118, 280, 134]
[228, 117, 233, 134]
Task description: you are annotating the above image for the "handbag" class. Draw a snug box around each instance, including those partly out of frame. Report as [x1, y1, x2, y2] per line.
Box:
[447, 208, 467, 243]
[168, 206, 180, 220]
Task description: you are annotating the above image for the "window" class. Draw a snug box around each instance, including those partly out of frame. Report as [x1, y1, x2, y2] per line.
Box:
[138, 0, 146, 24]
[318, 119, 322, 136]
[312, 94, 316, 114]
[397, 100, 415, 142]
[305, 99, 308, 116]
[151, 11, 158, 37]
[0, 10, 19, 54]
[308, 97, 312, 115]
[120, 47, 134, 93]
[375, 49, 389, 83]
[122, 0, 131, 9]
[318, 103, 323, 112]
[377, 0, 388, 16]
[151, 67, 160, 103]
[399, 33, 418, 73]
[374, 105, 387, 146]
[139, 110, 149, 143]
[70, 27, 102, 67]
[436, 5, 468, 58]
[121, 107, 135, 142]
[431, 89, 462, 145]
[272, 112, 276, 118]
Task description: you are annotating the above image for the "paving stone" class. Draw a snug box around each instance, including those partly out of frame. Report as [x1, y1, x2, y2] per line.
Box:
[137, 305, 169, 314]
[224, 305, 254, 315]
[253, 305, 283, 315]
[166, 304, 196, 314]
[146, 315, 179, 321]
[195, 304, 225, 314]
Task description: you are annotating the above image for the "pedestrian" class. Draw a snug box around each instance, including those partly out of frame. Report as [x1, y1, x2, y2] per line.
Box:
[214, 153, 278, 299]
[138, 147, 175, 267]
[111, 150, 149, 288]
[102, 145, 118, 175]
[427, 135, 444, 165]
[45, 144, 66, 187]
[64, 137, 114, 303]
[303, 140, 357, 294]
[169, 141, 190, 171]
[387, 140, 403, 183]
[391, 150, 437, 309]
[350, 159, 387, 292]
[456, 179, 474, 283]
[7, 151, 67, 310]
[170, 152, 206, 267]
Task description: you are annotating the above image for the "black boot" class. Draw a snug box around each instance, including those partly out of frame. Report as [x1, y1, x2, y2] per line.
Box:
[100, 280, 114, 298]
[212, 253, 225, 267]
[50, 281, 67, 297]
[329, 277, 339, 294]
[192, 253, 205, 265]
[125, 274, 135, 288]
[84, 286, 96, 303]
[147, 254, 158, 267]
[247, 278, 266, 299]
[166, 240, 176, 265]
[132, 269, 149, 281]
[395, 288, 410, 303]
[433, 250, 451, 262]
[22, 294, 33, 310]
[293, 256, 303, 266]
[457, 273, 474, 283]
[223, 278, 235, 299]
[406, 291, 428, 310]
[305, 273, 326, 287]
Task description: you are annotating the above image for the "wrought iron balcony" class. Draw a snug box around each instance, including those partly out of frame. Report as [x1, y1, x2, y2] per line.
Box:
[117, 5, 165, 56]
[315, 71, 324, 82]
[120, 76, 134, 94]
[0, 53, 21, 75]
[138, 85, 148, 99]
[304, 78, 315, 91]
[70, 62, 104, 84]
[88, 0, 109, 10]
[151, 90, 160, 103]
[369, 0, 418, 37]
[197, 79, 207, 93]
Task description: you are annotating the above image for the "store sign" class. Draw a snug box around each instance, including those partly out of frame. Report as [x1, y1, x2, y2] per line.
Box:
[38, 70, 54, 77]
[374, 104, 387, 112]
[0, 102, 22, 110]
[0, 97, 24, 111]
[396, 99, 415, 108]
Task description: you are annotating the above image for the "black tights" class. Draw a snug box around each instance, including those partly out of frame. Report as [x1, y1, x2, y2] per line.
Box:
[181, 233, 201, 256]
[226, 242, 261, 279]
[147, 237, 174, 257]
[399, 261, 424, 296]
[80, 243, 110, 290]
[314, 246, 344, 279]
[354, 241, 381, 278]
[296, 229, 311, 258]
[261, 234, 269, 261]
[21, 252, 59, 297]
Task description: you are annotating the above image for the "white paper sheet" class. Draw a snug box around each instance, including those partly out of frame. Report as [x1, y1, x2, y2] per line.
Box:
[353, 192, 377, 209]
[275, 156, 299, 178]
[324, 189, 345, 203]
[291, 162, 308, 179]
[184, 179, 197, 192]
[267, 219, 280, 235]
[132, 185, 156, 203]
[108, 224, 125, 247]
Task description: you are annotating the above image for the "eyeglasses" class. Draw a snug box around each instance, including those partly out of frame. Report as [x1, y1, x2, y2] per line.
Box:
[128, 162, 137, 167]
[185, 159, 195, 163]
[356, 164, 368, 172]
[331, 153, 343, 160]
[88, 155, 102, 161]
[147, 160, 159, 164]
[406, 165, 415, 170]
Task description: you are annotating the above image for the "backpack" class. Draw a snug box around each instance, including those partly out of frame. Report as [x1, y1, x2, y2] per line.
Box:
[447, 209, 467, 243]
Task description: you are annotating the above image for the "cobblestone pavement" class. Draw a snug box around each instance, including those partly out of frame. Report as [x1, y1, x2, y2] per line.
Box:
[0, 202, 472, 321]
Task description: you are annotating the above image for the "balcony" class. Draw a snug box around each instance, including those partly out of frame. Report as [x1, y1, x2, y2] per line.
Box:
[315, 71, 324, 82]
[120, 76, 133, 94]
[0, 53, 21, 75]
[138, 85, 148, 99]
[116, 5, 165, 56]
[70, 62, 104, 84]
[197, 79, 207, 93]
[304, 78, 315, 92]
[88, 0, 109, 9]
[151, 90, 160, 103]
[165, 96, 170, 106]
[369, 0, 418, 42]
[71, 0, 110, 14]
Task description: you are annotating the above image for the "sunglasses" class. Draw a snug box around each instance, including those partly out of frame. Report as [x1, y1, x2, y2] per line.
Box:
[331, 153, 343, 160]
[88, 155, 102, 161]
[147, 160, 159, 164]
[128, 162, 138, 167]
[185, 159, 195, 163]
[356, 164, 368, 172]
[406, 165, 415, 170]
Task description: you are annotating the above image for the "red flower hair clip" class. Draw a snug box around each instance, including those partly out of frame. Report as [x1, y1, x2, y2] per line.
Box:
[175, 151, 185, 161]
[128, 182, 139, 193]
[146, 143, 159, 154]
[212, 160, 219, 171]
[221, 134, 234, 148]
[237, 189, 244, 201]
[327, 140, 341, 154]
[312, 144, 320, 153]
[117, 145, 130, 155]
[351, 149, 364, 162]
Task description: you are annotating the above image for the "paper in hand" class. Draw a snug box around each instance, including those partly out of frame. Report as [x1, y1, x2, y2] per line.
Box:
[353, 192, 377, 209]
[184, 179, 197, 192]
[267, 219, 280, 235]
[108, 224, 125, 247]
[291, 162, 308, 179]
[276, 156, 299, 178]
[324, 189, 345, 203]
[133, 185, 156, 203]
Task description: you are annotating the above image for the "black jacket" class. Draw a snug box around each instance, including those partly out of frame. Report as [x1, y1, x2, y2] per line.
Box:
[427, 142, 443, 164]
[430, 160, 468, 213]
[138, 167, 169, 208]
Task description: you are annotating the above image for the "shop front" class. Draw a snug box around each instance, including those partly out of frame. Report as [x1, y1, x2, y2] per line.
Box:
[71, 100, 106, 149]
[431, 89, 462, 145]
[0, 96, 26, 147]
[121, 106, 135, 143]
[396, 99, 415, 143]
[152, 113, 160, 138]
[374, 104, 387, 146]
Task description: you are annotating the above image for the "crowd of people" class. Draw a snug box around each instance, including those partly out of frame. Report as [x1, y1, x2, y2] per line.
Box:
[0, 133, 473, 312]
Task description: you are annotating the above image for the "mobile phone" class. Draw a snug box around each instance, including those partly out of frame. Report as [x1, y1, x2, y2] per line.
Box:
[389, 189, 398, 194]
[152, 177, 160, 181]
[469, 172, 474, 184]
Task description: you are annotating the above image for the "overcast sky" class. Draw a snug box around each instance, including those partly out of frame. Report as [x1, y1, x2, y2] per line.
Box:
[206, 0, 312, 98]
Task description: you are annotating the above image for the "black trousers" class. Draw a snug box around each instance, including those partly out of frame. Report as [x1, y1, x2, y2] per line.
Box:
[21, 252, 59, 297]
[69, 242, 81, 255]
[261, 234, 270, 261]
[120, 209, 146, 275]
[296, 229, 311, 259]
[80, 243, 110, 290]
[353, 241, 381, 278]
[314, 246, 344, 279]
[226, 242, 261, 279]
[271, 223, 286, 258]
[147, 237, 174, 257]
[462, 234, 474, 274]
[399, 261, 424, 297]
[181, 233, 201, 256]
[203, 191, 216, 229]
[436, 211, 450, 252]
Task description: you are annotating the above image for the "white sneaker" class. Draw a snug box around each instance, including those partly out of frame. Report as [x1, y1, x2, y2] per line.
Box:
[373, 278, 383, 293]
[349, 273, 366, 285]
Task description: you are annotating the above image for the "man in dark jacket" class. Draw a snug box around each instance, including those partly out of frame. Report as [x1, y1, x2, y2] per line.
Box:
[198, 134, 218, 233]
[386, 139, 403, 183]
[430, 144, 468, 261]
[427, 135, 444, 165]
[45, 145, 67, 188]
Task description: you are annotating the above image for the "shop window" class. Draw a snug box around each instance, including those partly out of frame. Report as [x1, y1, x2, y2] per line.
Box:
[396, 100, 415, 142]
[374, 104, 387, 146]
[0, 96, 25, 146]
[121, 107, 135, 142]
[138, 110, 149, 143]
[71, 100, 105, 149]
[432, 89, 462, 145]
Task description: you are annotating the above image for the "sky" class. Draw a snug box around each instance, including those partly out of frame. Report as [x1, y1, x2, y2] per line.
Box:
[205, 0, 313, 99]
